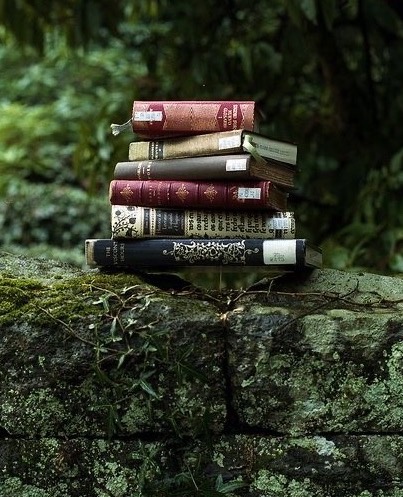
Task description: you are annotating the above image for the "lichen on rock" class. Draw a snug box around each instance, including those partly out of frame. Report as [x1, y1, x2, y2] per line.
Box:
[1, 253, 403, 495]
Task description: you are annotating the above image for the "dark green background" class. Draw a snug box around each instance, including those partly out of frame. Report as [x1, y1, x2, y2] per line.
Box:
[0, 0, 402, 274]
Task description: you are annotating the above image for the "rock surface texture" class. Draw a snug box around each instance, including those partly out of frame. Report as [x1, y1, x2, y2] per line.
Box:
[0, 253, 403, 496]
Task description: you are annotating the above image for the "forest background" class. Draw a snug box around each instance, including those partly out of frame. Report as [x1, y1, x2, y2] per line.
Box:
[0, 0, 402, 275]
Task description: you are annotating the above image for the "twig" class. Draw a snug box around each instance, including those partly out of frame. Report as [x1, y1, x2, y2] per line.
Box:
[271, 279, 360, 334]
[33, 301, 97, 347]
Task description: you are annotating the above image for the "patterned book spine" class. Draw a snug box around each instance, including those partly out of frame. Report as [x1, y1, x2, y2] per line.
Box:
[85, 238, 321, 268]
[111, 205, 295, 239]
[130, 101, 256, 137]
[109, 180, 287, 211]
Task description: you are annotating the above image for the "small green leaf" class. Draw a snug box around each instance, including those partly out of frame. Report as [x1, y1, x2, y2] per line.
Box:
[110, 316, 117, 335]
[117, 354, 125, 369]
[92, 294, 110, 312]
[177, 362, 208, 383]
[93, 364, 117, 387]
[216, 477, 247, 493]
[140, 369, 156, 380]
[106, 404, 120, 439]
[139, 379, 160, 399]
[215, 475, 224, 487]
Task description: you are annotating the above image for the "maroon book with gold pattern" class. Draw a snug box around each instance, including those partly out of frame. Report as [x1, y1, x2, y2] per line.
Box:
[109, 179, 288, 211]
[111, 101, 257, 137]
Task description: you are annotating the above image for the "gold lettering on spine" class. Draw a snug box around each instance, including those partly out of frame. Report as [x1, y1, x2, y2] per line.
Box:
[137, 161, 152, 180]
[136, 162, 146, 180]
[147, 182, 153, 205]
[227, 108, 233, 129]
[157, 181, 164, 204]
[146, 161, 152, 179]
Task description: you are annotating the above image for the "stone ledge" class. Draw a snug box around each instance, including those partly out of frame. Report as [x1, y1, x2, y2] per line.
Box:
[1, 253, 403, 495]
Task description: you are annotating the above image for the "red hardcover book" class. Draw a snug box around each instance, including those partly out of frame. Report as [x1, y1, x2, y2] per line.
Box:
[109, 179, 288, 211]
[111, 101, 257, 137]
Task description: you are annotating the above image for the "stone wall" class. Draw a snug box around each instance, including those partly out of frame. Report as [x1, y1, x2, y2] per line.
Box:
[0, 253, 403, 496]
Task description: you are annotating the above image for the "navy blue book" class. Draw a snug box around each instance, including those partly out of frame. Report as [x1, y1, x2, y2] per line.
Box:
[85, 238, 322, 270]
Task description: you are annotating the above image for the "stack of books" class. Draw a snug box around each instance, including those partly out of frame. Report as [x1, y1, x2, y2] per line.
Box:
[85, 100, 322, 273]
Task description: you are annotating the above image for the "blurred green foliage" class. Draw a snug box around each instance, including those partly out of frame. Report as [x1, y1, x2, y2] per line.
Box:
[0, 0, 402, 274]
[0, 179, 110, 267]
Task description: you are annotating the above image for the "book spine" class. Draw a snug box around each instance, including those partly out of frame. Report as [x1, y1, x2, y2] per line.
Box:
[85, 238, 316, 268]
[114, 154, 255, 181]
[128, 130, 243, 161]
[111, 206, 295, 239]
[109, 180, 287, 211]
[131, 101, 256, 137]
